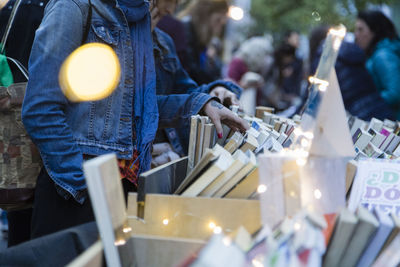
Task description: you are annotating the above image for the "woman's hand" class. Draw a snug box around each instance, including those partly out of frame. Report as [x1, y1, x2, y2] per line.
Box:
[201, 100, 249, 138]
[209, 86, 240, 107]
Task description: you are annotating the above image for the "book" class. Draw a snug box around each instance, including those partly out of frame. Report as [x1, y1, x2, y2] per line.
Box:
[353, 129, 373, 151]
[363, 142, 384, 158]
[224, 168, 259, 199]
[181, 148, 234, 197]
[199, 149, 249, 197]
[138, 157, 188, 202]
[339, 205, 379, 267]
[213, 150, 257, 198]
[380, 133, 395, 152]
[380, 212, 400, 252]
[190, 234, 246, 267]
[194, 116, 208, 165]
[356, 208, 394, 267]
[385, 135, 400, 154]
[368, 118, 384, 133]
[255, 106, 274, 119]
[202, 123, 215, 154]
[372, 234, 400, 267]
[175, 144, 225, 194]
[323, 208, 358, 267]
[187, 115, 200, 174]
[345, 160, 357, 195]
[348, 159, 400, 216]
[83, 153, 129, 267]
[217, 124, 231, 146]
[224, 131, 244, 154]
[349, 117, 366, 137]
[369, 129, 386, 148]
[239, 134, 259, 153]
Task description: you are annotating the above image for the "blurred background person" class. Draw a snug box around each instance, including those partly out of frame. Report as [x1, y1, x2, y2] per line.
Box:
[178, 0, 229, 84]
[226, 35, 274, 115]
[309, 25, 395, 121]
[355, 10, 400, 119]
[151, 0, 244, 166]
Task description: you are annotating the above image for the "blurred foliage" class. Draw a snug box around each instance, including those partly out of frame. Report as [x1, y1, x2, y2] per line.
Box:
[250, 0, 395, 37]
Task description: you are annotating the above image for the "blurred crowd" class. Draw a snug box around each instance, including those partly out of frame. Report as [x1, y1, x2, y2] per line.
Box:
[0, 0, 399, 254]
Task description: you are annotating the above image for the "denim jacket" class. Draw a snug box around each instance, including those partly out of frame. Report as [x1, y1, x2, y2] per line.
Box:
[153, 28, 242, 154]
[22, 0, 210, 203]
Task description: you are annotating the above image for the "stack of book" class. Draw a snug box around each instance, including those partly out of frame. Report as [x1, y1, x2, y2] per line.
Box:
[348, 116, 400, 160]
[176, 110, 300, 199]
[179, 209, 327, 267]
[324, 206, 400, 267]
[179, 206, 400, 267]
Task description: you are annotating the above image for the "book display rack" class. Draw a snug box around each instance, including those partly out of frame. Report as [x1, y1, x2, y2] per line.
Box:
[68, 25, 400, 267]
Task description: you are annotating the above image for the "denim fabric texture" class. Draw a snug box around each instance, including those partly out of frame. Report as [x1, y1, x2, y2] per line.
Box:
[153, 28, 242, 154]
[21, 0, 201, 204]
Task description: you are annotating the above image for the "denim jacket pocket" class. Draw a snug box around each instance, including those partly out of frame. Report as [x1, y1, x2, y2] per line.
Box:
[90, 24, 119, 46]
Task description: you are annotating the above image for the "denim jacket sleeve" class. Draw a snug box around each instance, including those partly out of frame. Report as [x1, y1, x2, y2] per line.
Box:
[157, 93, 214, 129]
[21, 0, 88, 204]
[155, 29, 243, 98]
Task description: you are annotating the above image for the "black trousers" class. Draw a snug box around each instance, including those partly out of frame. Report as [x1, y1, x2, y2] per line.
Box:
[30, 167, 136, 239]
[7, 208, 32, 247]
[30, 168, 95, 239]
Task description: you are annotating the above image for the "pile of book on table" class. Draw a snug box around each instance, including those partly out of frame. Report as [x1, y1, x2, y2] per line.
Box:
[179, 205, 400, 267]
[349, 116, 400, 160]
[175, 107, 300, 199]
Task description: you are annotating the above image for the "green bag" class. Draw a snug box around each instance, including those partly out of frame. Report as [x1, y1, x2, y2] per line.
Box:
[0, 53, 14, 87]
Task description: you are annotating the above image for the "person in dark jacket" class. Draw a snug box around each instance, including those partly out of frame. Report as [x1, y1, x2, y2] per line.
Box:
[177, 0, 228, 85]
[151, 0, 242, 164]
[356, 10, 400, 119]
[309, 25, 395, 121]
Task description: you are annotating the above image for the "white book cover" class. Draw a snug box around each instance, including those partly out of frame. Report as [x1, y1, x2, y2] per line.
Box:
[182, 149, 234, 197]
[348, 159, 400, 217]
[213, 150, 256, 198]
[200, 150, 248, 197]
[83, 153, 127, 267]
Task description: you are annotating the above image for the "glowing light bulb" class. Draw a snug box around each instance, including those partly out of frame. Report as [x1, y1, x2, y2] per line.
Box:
[162, 219, 169, 225]
[114, 239, 126, 246]
[257, 184, 267, 194]
[314, 189, 322, 199]
[294, 222, 301, 231]
[122, 227, 132, 233]
[209, 221, 216, 229]
[329, 26, 346, 39]
[213, 226, 222, 234]
[304, 132, 314, 139]
[296, 157, 307, 166]
[228, 6, 244, 21]
[301, 138, 310, 147]
[294, 128, 302, 136]
[222, 237, 232, 246]
[252, 258, 265, 267]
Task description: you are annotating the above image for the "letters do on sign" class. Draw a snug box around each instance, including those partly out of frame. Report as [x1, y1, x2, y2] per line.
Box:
[348, 159, 400, 216]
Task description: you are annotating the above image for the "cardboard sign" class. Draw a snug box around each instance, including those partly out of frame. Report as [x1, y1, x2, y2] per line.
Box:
[348, 159, 400, 216]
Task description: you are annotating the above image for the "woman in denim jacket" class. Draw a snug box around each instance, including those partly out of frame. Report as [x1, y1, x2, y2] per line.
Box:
[21, 0, 248, 238]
